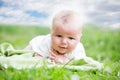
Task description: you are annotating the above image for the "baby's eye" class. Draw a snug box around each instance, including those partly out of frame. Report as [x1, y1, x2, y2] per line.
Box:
[68, 37, 74, 40]
[56, 35, 62, 37]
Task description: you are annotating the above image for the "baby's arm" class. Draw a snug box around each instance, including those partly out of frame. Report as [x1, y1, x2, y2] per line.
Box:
[24, 44, 42, 57]
[83, 56, 103, 70]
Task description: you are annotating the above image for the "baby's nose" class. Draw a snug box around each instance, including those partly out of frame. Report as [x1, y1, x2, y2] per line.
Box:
[61, 38, 67, 44]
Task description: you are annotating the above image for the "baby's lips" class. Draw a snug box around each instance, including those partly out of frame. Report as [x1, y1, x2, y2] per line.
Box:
[59, 46, 68, 50]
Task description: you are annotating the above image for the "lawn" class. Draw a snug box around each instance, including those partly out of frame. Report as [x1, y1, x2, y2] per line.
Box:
[0, 24, 120, 80]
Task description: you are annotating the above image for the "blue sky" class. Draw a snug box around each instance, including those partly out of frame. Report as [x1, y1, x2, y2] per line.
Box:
[0, 0, 120, 28]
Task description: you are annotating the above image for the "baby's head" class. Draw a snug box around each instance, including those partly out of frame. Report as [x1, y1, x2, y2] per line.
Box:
[51, 10, 83, 54]
[52, 10, 83, 34]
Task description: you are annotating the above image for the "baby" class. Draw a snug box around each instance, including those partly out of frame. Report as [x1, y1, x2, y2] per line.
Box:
[25, 10, 102, 68]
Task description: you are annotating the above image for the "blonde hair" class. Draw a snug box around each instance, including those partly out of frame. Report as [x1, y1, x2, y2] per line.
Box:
[52, 10, 83, 33]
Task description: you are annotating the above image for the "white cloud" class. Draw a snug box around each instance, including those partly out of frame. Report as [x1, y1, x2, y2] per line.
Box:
[0, 0, 120, 29]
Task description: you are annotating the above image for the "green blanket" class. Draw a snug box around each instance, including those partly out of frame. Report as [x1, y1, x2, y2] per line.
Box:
[0, 42, 103, 70]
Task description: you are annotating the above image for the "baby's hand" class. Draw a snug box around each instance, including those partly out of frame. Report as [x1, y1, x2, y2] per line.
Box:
[49, 49, 70, 64]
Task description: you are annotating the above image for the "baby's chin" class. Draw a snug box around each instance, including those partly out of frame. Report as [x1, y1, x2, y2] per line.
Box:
[57, 50, 70, 54]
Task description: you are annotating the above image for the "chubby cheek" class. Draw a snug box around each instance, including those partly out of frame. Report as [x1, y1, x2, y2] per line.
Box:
[51, 37, 60, 48]
[68, 41, 78, 51]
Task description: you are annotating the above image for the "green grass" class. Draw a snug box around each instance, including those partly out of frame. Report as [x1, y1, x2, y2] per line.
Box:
[0, 24, 50, 49]
[0, 24, 120, 80]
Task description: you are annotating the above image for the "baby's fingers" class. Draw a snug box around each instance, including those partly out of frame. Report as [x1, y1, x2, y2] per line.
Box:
[49, 55, 58, 63]
[49, 50, 56, 57]
[48, 55, 55, 60]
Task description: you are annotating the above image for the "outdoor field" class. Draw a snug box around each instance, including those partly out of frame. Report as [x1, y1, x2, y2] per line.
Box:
[0, 24, 120, 80]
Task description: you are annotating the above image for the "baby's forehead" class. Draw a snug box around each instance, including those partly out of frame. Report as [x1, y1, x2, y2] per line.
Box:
[54, 11, 82, 25]
[53, 23, 81, 35]
[56, 11, 79, 21]
[53, 21, 80, 30]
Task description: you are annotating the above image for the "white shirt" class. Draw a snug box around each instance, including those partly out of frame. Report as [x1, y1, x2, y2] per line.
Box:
[29, 34, 86, 60]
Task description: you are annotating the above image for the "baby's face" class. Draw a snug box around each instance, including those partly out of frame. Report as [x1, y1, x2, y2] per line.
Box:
[51, 25, 81, 54]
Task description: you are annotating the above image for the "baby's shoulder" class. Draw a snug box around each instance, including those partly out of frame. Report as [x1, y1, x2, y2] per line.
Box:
[33, 34, 50, 40]
[76, 42, 84, 48]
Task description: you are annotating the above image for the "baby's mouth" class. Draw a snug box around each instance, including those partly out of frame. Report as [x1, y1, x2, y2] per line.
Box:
[59, 46, 67, 50]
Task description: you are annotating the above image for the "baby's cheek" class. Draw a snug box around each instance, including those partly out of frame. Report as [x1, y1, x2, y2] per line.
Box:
[54, 38, 61, 44]
[52, 39, 60, 48]
[69, 42, 77, 48]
